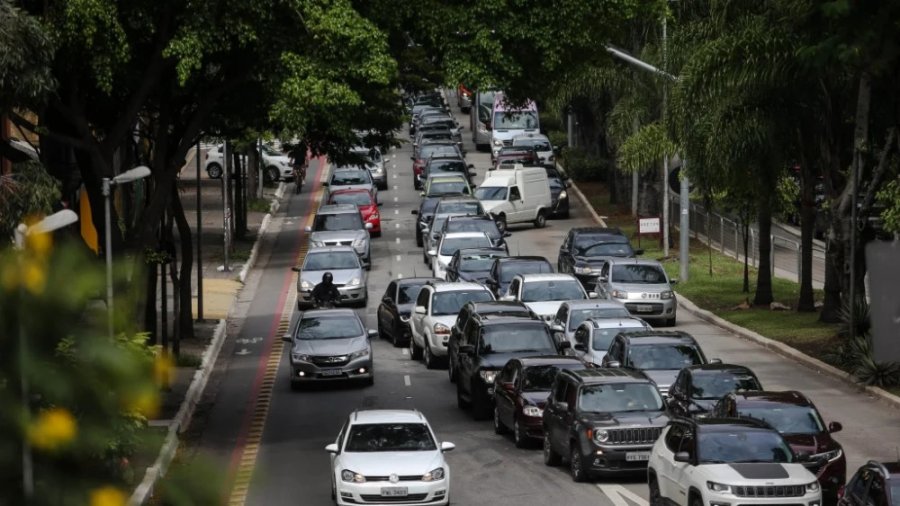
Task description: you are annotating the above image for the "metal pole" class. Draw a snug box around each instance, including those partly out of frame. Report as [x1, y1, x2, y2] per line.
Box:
[661, 16, 670, 257]
[632, 117, 640, 217]
[770, 234, 775, 277]
[222, 141, 232, 271]
[720, 216, 725, 253]
[102, 177, 114, 338]
[849, 149, 859, 340]
[196, 139, 204, 321]
[257, 138, 264, 199]
[567, 108, 574, 148]
[679, 169, 690, 281]
[16, 224, 33, 498]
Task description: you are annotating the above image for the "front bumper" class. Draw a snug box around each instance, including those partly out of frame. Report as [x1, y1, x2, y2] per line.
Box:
[550, 196, 570, 216]
[519, 414, 545, 439]
[426, 333, 450, 357]
[369, 170, 387, 185]
[298, 285, 367, 307]
[620, 298, 677, 321]
[365, 218, 382, 234]
[336, 479, 449, 506]
[701, 488, 822, 506]
[585, 442, 656, 473]
[290, 357, 372, 383]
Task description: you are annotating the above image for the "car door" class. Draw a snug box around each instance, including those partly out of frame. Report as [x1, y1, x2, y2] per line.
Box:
[458, 324, 479, 395]
[507, 185, 524, 222]
[495, 361, 518, 427]
[378, 282, 398, 335]
[603, 337, 624, 367]
[865, 473, 888, 506]
[844, 468, 874, 506]
[449, 307, 470, 368]
[412, 288, 431, 345]
[560, 381, 580, 456]
[657, 423, 685, 501]
[544, 379, 570, 451]
[670, 426, 696, 505]
[551, 304, 569, 346]
[505, 278, 521, 301]
[595, 261, 612, 298]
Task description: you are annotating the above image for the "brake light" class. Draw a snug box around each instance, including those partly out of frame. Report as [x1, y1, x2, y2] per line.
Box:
[837, 485, 845, 500]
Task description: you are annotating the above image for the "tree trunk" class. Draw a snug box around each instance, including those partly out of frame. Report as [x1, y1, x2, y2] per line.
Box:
[144, 260, 158, 344]
[742, 220, 750, 293]
[170, 182, 195, 341]
[247, 145, 258, 202]
[797, 168, 817, 311]
[754, 200, 774, 306]
[820, 243, 843, 322]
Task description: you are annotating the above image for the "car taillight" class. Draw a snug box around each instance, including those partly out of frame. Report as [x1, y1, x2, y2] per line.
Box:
[837, 484, 845, 500]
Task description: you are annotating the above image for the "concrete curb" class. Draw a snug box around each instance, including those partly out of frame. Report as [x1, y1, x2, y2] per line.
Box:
[555, 162, 607, 227]
[130, 181, 286, 505]
[676, 294, 900, 411]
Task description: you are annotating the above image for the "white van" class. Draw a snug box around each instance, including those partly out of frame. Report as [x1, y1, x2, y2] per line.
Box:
[474, 165, 552, 232]
[490, 93, 540, 160]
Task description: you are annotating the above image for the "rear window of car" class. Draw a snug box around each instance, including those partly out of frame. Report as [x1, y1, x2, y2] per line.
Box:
[332, 170, 371, 185]
[611, 265, 667, 283]
[479, 323, 554, 354]
[330, 192, 371, 206]
[432, 290, 493, 316]
[313, 212, 363, 231]
[447, 219, 499, 237]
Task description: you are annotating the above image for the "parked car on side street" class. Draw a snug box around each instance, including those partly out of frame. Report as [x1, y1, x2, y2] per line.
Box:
[840, 461, 900, 506]
[376, 277, 439, 347]
[492, 356, 587, 448]
[205, 143, 293, 182]
[283, 309, 376, 388]
[325, 409, 454, 506]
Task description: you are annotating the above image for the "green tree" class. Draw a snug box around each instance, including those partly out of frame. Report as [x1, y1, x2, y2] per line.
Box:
[0, 161, 61, 242]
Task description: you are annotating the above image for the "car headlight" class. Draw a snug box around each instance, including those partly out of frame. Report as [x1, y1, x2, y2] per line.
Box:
[349, 348, 369, 360]
[291, 353, 310, 362]
[611, 289, 629, 299]
[707, 481, 732, 493]
[660, 290, 674, 299]
[806, 482, 820, 493]
[310, 240, 325, 247]
[434, 323, 450, 335]
[592, 429, 609, 444]
[522, 405, 543, 417]
[347, 277, 361, 287]
[371, 166, 383, 174]
[574, 265, 593, 274]
[492, 139, 503, 147]
[811, 448, 842, 462]
[341, 469, 365, 483]
[400, 315, 410, 323]
[479, 370, 497, 383]
[353, 237, 365, 247]
[422, 467, 445, 482]
[300, 280, 313, 290]
[558, 190, 567, 199]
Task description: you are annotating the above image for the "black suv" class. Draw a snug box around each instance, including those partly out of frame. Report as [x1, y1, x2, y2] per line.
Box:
[455, 316, 563, 420]
[600, 330, 714, 397]
[542, 368, 669, 481]
[448, 301, 537, 383]
[667, 363, 762, 418]
[841, 461, 900, 506]
[557, 227, 642, 289]
[484, 256, 554, 298]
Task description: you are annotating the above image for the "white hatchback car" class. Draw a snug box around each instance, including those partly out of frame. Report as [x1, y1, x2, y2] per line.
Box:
[501, 273, 595, 321]
[326, 410, 455, 506]
[427, 231, 493, 280]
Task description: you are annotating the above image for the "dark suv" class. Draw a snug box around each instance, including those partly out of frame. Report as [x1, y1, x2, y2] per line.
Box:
[840, 461, 900, 506]
[600, 330, 714, 397]
[485, 256, 554, 298]
[542, 368, 669, 481]
[448, 301, 537, 383]
[713, 390, 846, 505]
[557, 227, 642, 289]
[455, 316, 563, 420]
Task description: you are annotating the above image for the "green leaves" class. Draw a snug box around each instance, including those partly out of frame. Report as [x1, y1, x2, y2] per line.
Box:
[617, 122, 677, 174]
[0, 0, 56, 109]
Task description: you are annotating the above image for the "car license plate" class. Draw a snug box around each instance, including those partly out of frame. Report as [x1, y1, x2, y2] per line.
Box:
[626, 452, 651, 462]
[381, 487, 408, 497]
[634, 304, 654, 312]
[319, 369, 343, 377]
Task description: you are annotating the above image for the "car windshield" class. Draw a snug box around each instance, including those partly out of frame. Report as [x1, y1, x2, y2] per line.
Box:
[429, 182, 469, 195]
[304, 252, 359, 270]
[331, 170, 371, 185]
[296, 316, 363, 340]
[440, 235, 492, 256]
[475, 186, 508, 200]
[436, 201, 482, 215]
[493, 111, 538, 130]
[578, 242, 633, 257]
[521, 280, 585, 302]
[568, 307, 632, 330]
[500, 261, 552, 282]
[330, 192, 371, 206]
[459, 253, 504, 272]
[691, 373, 762, 400]
[432, 290, 493, 316]
[514, 139, 551, 151]
[579, 383, 664, 412]
[314, 213, 363, 231]
[344, 423, 436, 452]
[735, 406, 825, 435]
[430, 161, 466, 173]
[397, 284, 425, 305]
[522, 365, 566, 391]
[698, 430, 795, 464]
[478, 324, 554, 354]
[591, 326, 647, 351]
[611, 264, 667, 283]
[628, 344, 704, 370]
[447, 220, 499, 238]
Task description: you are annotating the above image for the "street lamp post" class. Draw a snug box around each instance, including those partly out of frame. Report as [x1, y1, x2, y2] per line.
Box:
[102, 166, 152, 338]
[14, 209, 79, 501]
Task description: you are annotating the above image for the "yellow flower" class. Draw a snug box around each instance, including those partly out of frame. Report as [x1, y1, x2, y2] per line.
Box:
[153, 353, 174, 386]
[1, 262, 19, 291]
[22, 260, 46, 294]
[28, 407, 77, 451]
[89, 485, 127, 506]
[126, 388, 160, 419]
[25, 230, 53, 259]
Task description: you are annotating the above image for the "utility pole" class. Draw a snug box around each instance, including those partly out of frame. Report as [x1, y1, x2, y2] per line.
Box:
[196, 139, 204, 321]
[661, 16, 670, 257]
[567, 106, 574, 148]
[221, 141, 232, 272]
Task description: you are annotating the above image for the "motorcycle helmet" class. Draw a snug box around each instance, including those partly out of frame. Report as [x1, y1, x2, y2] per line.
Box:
[322, 272, 333, 283]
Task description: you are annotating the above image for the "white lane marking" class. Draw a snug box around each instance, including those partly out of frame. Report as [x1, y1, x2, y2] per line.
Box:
[401, 347, 409, 355]
[395, 237, 401, 244]
[396, 255, 402, 262]
[395, 223, 400, 229]
[394, 196, 398, 202]
[397, 273, 403, 279]
[404, 375, 411, 386]
[597, 485, 649, 506]
[393, 173, 397, 179]
[393, 185, 398, 191]
[394, 209, 399, 215]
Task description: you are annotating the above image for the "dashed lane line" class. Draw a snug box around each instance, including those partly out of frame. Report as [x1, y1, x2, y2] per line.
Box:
[404, 375, 411, 386]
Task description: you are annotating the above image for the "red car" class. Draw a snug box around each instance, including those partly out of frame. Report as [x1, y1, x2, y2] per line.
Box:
[492, 146, 539, 169]
[327, 188, 381, 237]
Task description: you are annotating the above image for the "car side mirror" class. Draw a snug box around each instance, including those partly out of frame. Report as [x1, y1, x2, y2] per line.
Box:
[574, 343, 586, 352]
[606, 360, 621, 368]
[325, 443, 338, 453]
[673, 451, 691, 463]
[709, 358, 722, 364]
[499, 295, 515, 302]
[588, 291, 598, 299]
[414, 306, 427, 315]
[556, 401, 568, 411]
[459, 344, 474, 355]
[828, 421, 843, 433]
[304, 226, 312, 233]
[420, 192, 426, 197]
[411, 210, 418, 215]
[321, 182, 329, 187]
[367, 329, 378, 339]
[427, 249, 437, 257]
[670, 279, 679, 285]
[440, 442, 456, 452]
[558, 341, 571, 352]
[365, 223, 373, 230]
[634, 248, 644, 256]
[291, 266, 302, 272]
[598, 276, 608, 283]
[281, 334, 292, 343]
[550, 323, 564, 332]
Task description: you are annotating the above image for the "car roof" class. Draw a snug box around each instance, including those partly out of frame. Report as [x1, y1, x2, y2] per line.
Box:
[692, 417, 775, 432]
[306, 246, 358, 255]
[301, 308, 359, 318]
[563, 300, 626, 310]
[442, 231, 489, 240]
[428, 174, 467, 182]
[317, 203, 360, 214]
[512, 133, 551, 142]
[685, 364, 756, 375]
[438, 194, 479, 202]
[617, 330, 698, 345]
[447, 215, 491, 222]
[517, 356, 585, 367]
[605, 257, 666, 267]
[517, 273, 579, 282]
[329, 187, 373, 197]
[496, 256, 551, 264]
[396, 277, 440, 286]
[561, 368, 652, 384]
[349, 409, 428, 425]
[455, 247, 507, 257]
[479, 316, 548, 327]
[584, 317, 650, 329]
[428, 281, 490, 293]
[729, 390, 813, 407]
[467, 300, 531, 313]
[332, 167, 369, 174]
[571, 227, 625, 236]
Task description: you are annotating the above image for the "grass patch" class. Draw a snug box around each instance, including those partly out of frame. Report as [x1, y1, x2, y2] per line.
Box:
[579, 182, 841, 366]
[248, 197, 271, 213]
[176, 353, 202, 368]
[209, 238, 252, 263]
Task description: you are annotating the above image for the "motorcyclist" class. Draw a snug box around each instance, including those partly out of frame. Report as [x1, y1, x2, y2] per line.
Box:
[289, 141, 308, 194]
[310, 272, 341, 307]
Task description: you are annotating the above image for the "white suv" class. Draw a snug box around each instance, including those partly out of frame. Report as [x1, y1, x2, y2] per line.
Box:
[410, 281, 494, 369]
[648, 418, 823, 506]
[204, 143, 293, 182]
[326, 410, 455, 506]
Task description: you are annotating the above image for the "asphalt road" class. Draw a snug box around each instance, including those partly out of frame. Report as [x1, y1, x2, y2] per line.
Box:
[192, 99, 900, 506]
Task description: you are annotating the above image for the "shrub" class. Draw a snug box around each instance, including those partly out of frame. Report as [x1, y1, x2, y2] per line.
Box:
[561, 147, 610, 182]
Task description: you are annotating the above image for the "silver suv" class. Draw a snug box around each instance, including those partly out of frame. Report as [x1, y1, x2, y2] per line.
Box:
[306, 204, 372, 269]
[594, 258, 677, 326]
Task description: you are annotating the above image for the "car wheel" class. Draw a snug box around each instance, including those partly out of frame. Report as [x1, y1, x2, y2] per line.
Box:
[424, 342, 437, 369]
[493, 406, 509, 434]
[543, 434, 561, 466]
[416, 229, 423, 247]
[690, 494, 703, 506]
[495, 214, 507, 234]
[456, 382, 470, 409]
[377, 320, 388, 340]
[570, 445, 588, 482]
[513, 418, 528, 448]
[409, 337, 423, 360]
[265, 166, 280, 184]
[649, 475, 663, 506]
[206, 163, 223, 179]
[534, 210, 547, 229]
[472, 388, 491, 421]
